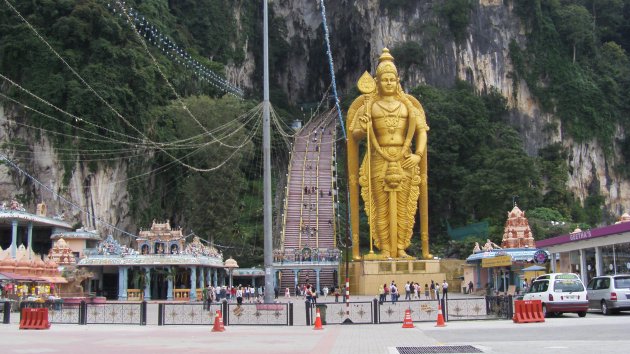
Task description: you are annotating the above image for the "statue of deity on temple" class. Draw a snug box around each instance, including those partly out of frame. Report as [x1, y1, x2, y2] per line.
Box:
[347, 48, 431, 259]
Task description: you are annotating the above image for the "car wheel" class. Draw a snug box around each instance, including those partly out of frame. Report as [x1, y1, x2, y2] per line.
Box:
[601, 301, 610, 315]
[542, 304, 549, 318]
[578, 311, 587, 317]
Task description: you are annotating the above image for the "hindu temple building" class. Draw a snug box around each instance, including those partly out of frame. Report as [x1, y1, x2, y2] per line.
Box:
[77, 220, 226, 301]
[537, 213, 630, 285]
[464, 205, 548, 294]
[0, 201, 69, 300]
[0, 200, 73, 259]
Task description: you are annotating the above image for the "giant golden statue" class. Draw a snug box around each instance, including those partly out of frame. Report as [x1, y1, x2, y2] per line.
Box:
[347, 48, 431, 260]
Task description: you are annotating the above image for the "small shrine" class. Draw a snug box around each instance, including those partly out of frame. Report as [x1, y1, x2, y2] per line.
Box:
[137, 219, 184, 255]
[48, 238, 76, 265]
[615, 213, 630, 224]
[500, 205, 535, 249]
[465, 205, 548, 295]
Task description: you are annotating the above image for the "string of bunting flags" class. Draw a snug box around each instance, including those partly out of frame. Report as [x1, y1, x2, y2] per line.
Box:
[107, 1, 243, 98]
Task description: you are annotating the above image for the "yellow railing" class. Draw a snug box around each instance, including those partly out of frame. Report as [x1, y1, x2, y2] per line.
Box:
[330, 121, 337, 246]
[127, 289, 143, 301]
[298, 135, 311, 249]
[174, 289, 190, 301]
[280, 146, 294, 248]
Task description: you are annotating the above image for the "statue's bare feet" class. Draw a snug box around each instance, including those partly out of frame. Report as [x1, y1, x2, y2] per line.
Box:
[380, 250, 390, 259]
[398, 249, 413, 258]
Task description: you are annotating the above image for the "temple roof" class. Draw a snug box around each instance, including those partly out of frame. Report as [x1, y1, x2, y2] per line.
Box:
[51, 228, 102, 241]
[466, 247, 547, 263]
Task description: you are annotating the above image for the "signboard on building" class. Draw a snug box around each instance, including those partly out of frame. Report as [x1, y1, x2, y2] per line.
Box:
[481, 255, 512, 268]
[533, 250, 549, 264]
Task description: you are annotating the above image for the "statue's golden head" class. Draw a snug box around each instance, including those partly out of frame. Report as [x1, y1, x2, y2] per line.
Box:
[376, 48, 398, 79]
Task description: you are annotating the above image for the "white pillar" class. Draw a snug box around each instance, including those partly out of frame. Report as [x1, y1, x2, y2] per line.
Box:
[579, 249, 587, 284]
[167, 267, 174, 301]
[143, 267, 151, 300]
[27, 222, 33, 259]
[595, 247, 603, 276]
[189, 267, 197, 301]
[118, 267, 127, 301]
[11, 219, 18, 258]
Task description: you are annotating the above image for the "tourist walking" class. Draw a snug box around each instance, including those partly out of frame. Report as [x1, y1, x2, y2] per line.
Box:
[442, 280, 449, 299]
[429, 281, 435, 300]
[404, 281, 411, 300]
[424, 283, 429, 299]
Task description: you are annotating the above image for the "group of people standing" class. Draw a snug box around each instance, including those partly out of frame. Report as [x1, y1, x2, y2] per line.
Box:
[378, 280, 449, 304]
[202, 284, 263, 308]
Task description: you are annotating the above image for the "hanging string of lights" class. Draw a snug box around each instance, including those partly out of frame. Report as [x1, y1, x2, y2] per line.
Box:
[106, 1, 243, 98]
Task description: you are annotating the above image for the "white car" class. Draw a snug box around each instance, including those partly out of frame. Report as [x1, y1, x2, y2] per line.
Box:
[523, 273, 588, 317]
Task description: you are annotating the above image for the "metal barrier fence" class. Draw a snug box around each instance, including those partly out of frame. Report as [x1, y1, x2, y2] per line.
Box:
[19, 301, 146, 325]
[159, 302, 223, 325]
[306, 296, 513, 325]
[5, 296, 513, 326]
[226, 302, 292, 326]
[378, 299, 439, 323]
[85, 302, 145, 325]
[307, 301, 375, 325]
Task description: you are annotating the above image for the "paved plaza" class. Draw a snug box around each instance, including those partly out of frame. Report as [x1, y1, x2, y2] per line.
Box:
[2, 300, 629, 354]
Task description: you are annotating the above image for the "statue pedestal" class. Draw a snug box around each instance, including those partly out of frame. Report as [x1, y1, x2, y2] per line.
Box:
[347, 258, 446, 296]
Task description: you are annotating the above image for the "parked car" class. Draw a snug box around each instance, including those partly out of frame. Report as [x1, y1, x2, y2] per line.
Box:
[586, 274, 630, 315]
[523, 273, 588, 317]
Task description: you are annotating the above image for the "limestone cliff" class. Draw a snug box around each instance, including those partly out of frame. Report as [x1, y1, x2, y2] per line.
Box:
[0, 105, 134, 234]
[271, 0, 629, 217]
[0, 0, 628, 232]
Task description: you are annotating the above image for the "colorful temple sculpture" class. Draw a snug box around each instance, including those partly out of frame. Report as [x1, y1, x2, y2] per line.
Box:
[78, 220, 227, 301]
[465, 205, 549, 295]
[615, 213, 630, 224]
[500, 205, 536, 248]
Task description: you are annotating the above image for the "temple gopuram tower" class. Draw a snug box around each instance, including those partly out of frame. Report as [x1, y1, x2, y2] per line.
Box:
[500, 205, 535, 249]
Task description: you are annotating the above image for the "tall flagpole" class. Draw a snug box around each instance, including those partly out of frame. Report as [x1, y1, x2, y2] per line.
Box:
[262, 0, 274, 303]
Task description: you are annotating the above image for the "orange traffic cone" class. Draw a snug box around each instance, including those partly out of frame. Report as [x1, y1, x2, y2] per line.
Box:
[313, 308, 324, 330]
[212, 310, 225, 332]
[402, 309, 414, 328]
[435, 302, 446, 327]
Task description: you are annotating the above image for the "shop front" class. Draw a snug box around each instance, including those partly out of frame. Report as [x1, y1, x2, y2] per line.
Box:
[537, 218, 630, 285]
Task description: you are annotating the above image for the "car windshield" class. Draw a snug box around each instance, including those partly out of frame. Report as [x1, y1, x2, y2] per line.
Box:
[614, 276, 630, 289]
[554, 279, 584, 292]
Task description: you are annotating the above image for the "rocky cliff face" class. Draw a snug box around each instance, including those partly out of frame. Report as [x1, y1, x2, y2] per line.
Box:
[0, 105, 134, 234]
[271, 0, 629, 217]
[0, 0, 627, 231]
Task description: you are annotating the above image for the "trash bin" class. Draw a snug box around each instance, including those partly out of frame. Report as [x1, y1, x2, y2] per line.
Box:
[462, 286, 467, 294]
[315, 304, 327, 325]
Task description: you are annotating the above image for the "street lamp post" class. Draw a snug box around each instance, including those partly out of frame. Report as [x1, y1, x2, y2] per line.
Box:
[224, 257, 239, 288]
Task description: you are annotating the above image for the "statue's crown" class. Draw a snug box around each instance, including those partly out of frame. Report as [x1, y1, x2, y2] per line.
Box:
[376, 48, 397, 77]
